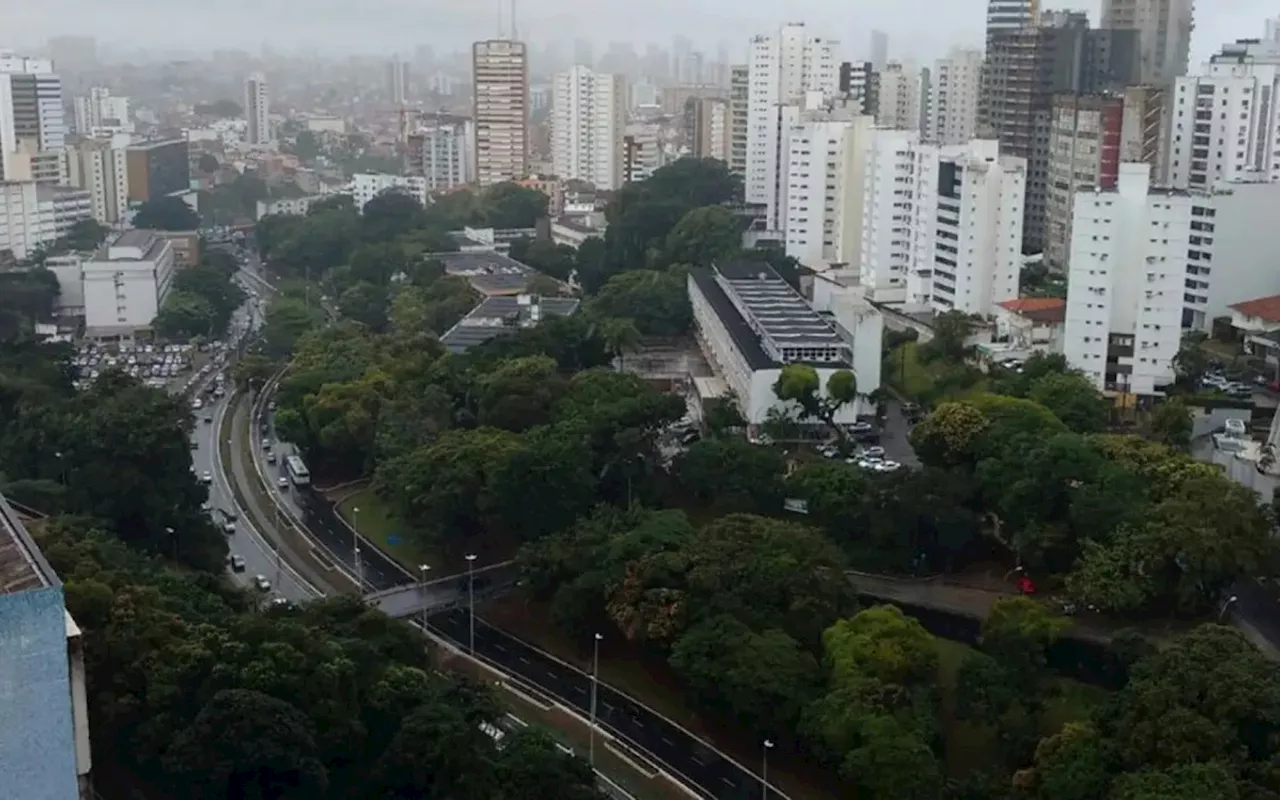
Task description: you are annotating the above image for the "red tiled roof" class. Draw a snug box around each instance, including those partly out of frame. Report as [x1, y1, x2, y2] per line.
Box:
[1229, 294, 1280, 324]
[997, 297, 1066, 324]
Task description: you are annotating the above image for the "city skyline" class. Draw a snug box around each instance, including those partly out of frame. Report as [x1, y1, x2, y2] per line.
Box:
[8, 0, 1271, 65]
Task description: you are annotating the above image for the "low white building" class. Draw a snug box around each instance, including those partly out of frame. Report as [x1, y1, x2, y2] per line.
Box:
[81, 229, 175, 339]
[550, 214, 605, 249]
[254, 194, 326, 220]
[991, 297, 1067, 357]
[350, 173, 427, 209]
[1063, 164, 1187, 396]
[688, 260, 882, 426]
[0, 181, 92, 261]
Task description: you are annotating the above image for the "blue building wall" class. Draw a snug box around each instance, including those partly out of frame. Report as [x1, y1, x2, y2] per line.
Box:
[0, 587, 80, 799]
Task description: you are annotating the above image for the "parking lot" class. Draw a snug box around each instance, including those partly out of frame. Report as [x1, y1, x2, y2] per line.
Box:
[72, 342, 196, 392]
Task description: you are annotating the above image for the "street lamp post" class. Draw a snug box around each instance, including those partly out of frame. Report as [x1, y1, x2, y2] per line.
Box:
[165, 526, 177, 561]
[1220, 594, 1240, 621]
[465, 553, 477, 655]
[352, 506, 362, 594]
[418, 563, 431, 634]
[589, 632, 603, 767]
[761, 739, 774, 800]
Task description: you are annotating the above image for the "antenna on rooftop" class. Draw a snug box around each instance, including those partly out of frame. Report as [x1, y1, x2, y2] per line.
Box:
[510, 0, 518, 40]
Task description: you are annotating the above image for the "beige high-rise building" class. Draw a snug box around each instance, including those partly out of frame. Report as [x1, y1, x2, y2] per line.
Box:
[684, 96, 732, 164]
[729, 65, 749, 178]
[472, 39, 529, 187]
[1101, 0, 1194, 85]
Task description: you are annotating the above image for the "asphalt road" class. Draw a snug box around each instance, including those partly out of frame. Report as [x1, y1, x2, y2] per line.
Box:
[426, 608, 779, 800]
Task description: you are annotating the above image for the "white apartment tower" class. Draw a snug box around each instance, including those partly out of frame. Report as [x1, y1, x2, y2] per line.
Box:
[746, 23, 839, 231]
[729, 65, 750, 178]
[985, 0, 1039, 46]
[928, 140, 1025, 315]
[551, 66, 626, 191]
[417, 120, 472, 191]
[1100, 0, 1193, 85]
[784, 112, 875, 270]
[1064, 164, 1190, 395]
[0, 53, 66, 183]
[876, 61, 924, 132]
[73, 87, 130, 135]
[473, 39, 530, 187]
[1168, 40, 1280, 190]
[243, 72, 271, 146]
[860, 129, 935, 301]
[927, 49, 983, 145]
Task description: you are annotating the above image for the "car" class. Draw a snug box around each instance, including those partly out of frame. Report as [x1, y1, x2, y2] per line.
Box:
[266, 452, 277, 463]
[193, 398, 203, 410]
[268, 400, 277, 411]
[849, 421, 873, 433]
[277, 477, 289, 489]
[228, 554, 246, 572]
[203, 414, 213, 423]
[878, 460, 903, 472]
[254, 575, 271, 592]
[201, 470, 213, 483]
[261, 438, 272, 451]
[270, 596, 291, 608]
[861, 446, 887, 460]
[260, 421, 270, 433]
[200, 501, 212, 513]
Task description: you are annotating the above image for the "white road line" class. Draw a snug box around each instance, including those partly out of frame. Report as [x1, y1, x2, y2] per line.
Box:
[518, 656, 530, 665]
[493, 643, 506, 652]
[661, 736, 675, 746]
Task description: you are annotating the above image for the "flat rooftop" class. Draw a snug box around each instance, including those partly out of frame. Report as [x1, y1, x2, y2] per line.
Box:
[441, 294, 580, 353]
[425, 250, 539, 296]
[716, 261, 845, 348]
[0, 494, 57, 595]
[96, 229, 167, 262]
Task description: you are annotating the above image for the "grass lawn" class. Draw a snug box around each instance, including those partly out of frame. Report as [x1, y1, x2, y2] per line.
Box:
[333, 488, 519, 574]
[885, 341, 938, 400]
[480, 596, 845, 800]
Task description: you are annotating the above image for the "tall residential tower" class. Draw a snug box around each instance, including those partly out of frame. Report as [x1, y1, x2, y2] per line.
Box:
[472, 39, 530, 187]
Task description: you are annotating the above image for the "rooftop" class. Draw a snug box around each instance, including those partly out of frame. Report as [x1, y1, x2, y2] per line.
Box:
[1230, 294, 1280, 324]
[997, 296, 1067, 324]
[95, 229, 168, 262]
[440, 294, 581, 353]
[0, 493, 57, 595]
[425, 250, 540, 296]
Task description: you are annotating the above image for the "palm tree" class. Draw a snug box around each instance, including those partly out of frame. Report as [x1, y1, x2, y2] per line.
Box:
[601, 317, 642, 372]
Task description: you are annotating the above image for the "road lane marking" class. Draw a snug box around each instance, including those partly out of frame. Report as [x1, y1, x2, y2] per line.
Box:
[518, 656, 530, 664]
[493, 643, 506, 652]
[661, 736, 674, 746]
[721, 777, 735, 788]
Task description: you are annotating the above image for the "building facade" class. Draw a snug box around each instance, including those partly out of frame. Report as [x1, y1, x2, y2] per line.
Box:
[783, 112, 873, 270]
[746, 23, 839, 232]
[729, 65, 749, 178]
[125, 138, 190, 203]
[473, 39, 529, 187]
[0, 180, 91, 260]
[405, 115, 472, 191]
[1101, 0, 1193, 85]
[928, 48, 983, 145]
[551, 66, 626, 191]
[72, 87, 130, 135]
[351, 172, 428, 208]
[82, 229, 175, 338]
[1168, 40, 1280, 190]
[986, 0, 1039, 46]
[64, 134, 130, 225]
[876, 61, 924, 131]
[243, 73, 271, 146]
[685, 96, 732, 163]
[0, 53, 66, 183]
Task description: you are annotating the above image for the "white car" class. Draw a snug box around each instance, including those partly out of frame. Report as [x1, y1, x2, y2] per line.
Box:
[277, 477, 289, 489]
[228, 554, 246, 572]
[201, 470, 213, 484]
[254, 575, 271, 592]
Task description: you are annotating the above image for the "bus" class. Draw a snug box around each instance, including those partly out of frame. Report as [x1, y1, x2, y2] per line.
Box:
[285, 455, 310, 486]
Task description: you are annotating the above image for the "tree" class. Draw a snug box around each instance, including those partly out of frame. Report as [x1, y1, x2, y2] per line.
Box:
[263, 296, 325, 357]
[508, 237, 577, 282]
[669, 614, 823, 736]
[1017, 722, 1110, 800]
[494, 729, 608, 800]
[840, 715, 944, 800]
[485, 425, 597, 542]
[133, 196, 201, 231]
[481, 182, 549, 228]
[232, 353, 276, 393]
[1172, 331, 1211, 388]
[337, 281, 390, 331]
[773, 363, 858, 434]
[1148, 398, 1192, 450]
[476, 355, 566, 432]
[909, 402, 990, 467]
[361, 190, 427, 244]
[56, 218, 111, 252]
[162, 689, 329, 799]
[822, 605, 940, 687]
[1027, 372, 1109, 433]
[655, 205, 742, 267]
[588, 269, 692, 338]
[153, 291, 217, 340]
[1109, 763, 1240, 800]
[980, 597, 1070, 685]
[599, 316, 642, 371]
[674, 437, 786, 513]
[197, 153, 220, 174]
[922, 311, 975, 362]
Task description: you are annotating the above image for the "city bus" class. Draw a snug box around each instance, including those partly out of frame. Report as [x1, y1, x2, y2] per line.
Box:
[285, 454, 310, 486]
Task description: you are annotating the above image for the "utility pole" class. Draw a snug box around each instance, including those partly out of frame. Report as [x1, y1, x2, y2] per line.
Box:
[589, 632, 602, 766]
[418, 563, 431, 634]
[465, 553, 477, 655]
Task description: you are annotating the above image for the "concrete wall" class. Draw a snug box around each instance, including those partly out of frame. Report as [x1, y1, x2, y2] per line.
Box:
[1191, 406, 1249, 440]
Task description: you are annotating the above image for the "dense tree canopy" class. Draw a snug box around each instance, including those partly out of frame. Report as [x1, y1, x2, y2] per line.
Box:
[134, 196, 202, 230]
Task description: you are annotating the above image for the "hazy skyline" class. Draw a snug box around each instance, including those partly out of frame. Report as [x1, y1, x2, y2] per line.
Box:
[9, 0, 1275, 65]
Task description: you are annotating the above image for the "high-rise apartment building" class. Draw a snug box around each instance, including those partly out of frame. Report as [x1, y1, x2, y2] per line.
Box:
[1168, 39, 1280, 190]
[0, 180, 92, 260]
[551, 66, 626, 191]
[243, 72, 271, 146]
[684, 96, 732, 164]
[927, 48, 984, 145]
[72, 87, 130, 135]
[388, 56, 409, 105]
[405, 114, 473, 191]
[870, 30, 889, 69]
[1100, 0, 1193, 85]
[783, 110, 874, 269]
[1044, 86, 1165, 270]
[472, 39, 529, 187]
[838, 61, 877, 115]
[64, 134, 131, 225]
[729, 65, 749, 178]
[0, 53, 66, 183]
[986, 0, 1039, 47]
[746, 23, 839, 231]
[125, 138, 190, 203]
[876, 61, 924, 131]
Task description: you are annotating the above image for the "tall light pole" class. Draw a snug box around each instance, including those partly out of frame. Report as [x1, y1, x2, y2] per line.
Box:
[589, 632, 603, 767]
[761, 739, 774, 800]
[165, 526, 177, 560]
[1220, 594, 1240, 621]
[418, 563, 431, 633]
[352, 506, 363, 594]
[465, 553, 477, 655]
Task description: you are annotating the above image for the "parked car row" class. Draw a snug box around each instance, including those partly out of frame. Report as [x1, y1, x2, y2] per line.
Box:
[73, 342, 194, 391]
[818, 441, 903, 473]
[1201, 371, 1255, 398]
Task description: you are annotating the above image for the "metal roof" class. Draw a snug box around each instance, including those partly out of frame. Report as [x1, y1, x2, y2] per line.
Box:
[715, 261, 845, 349]
[0, 493, 57, 595]
[425, 251, 539, 296]
[441, 295, 580, 353]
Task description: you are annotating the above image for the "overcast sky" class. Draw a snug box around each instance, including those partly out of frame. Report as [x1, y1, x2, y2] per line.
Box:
[7, 0, 1276, 63]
